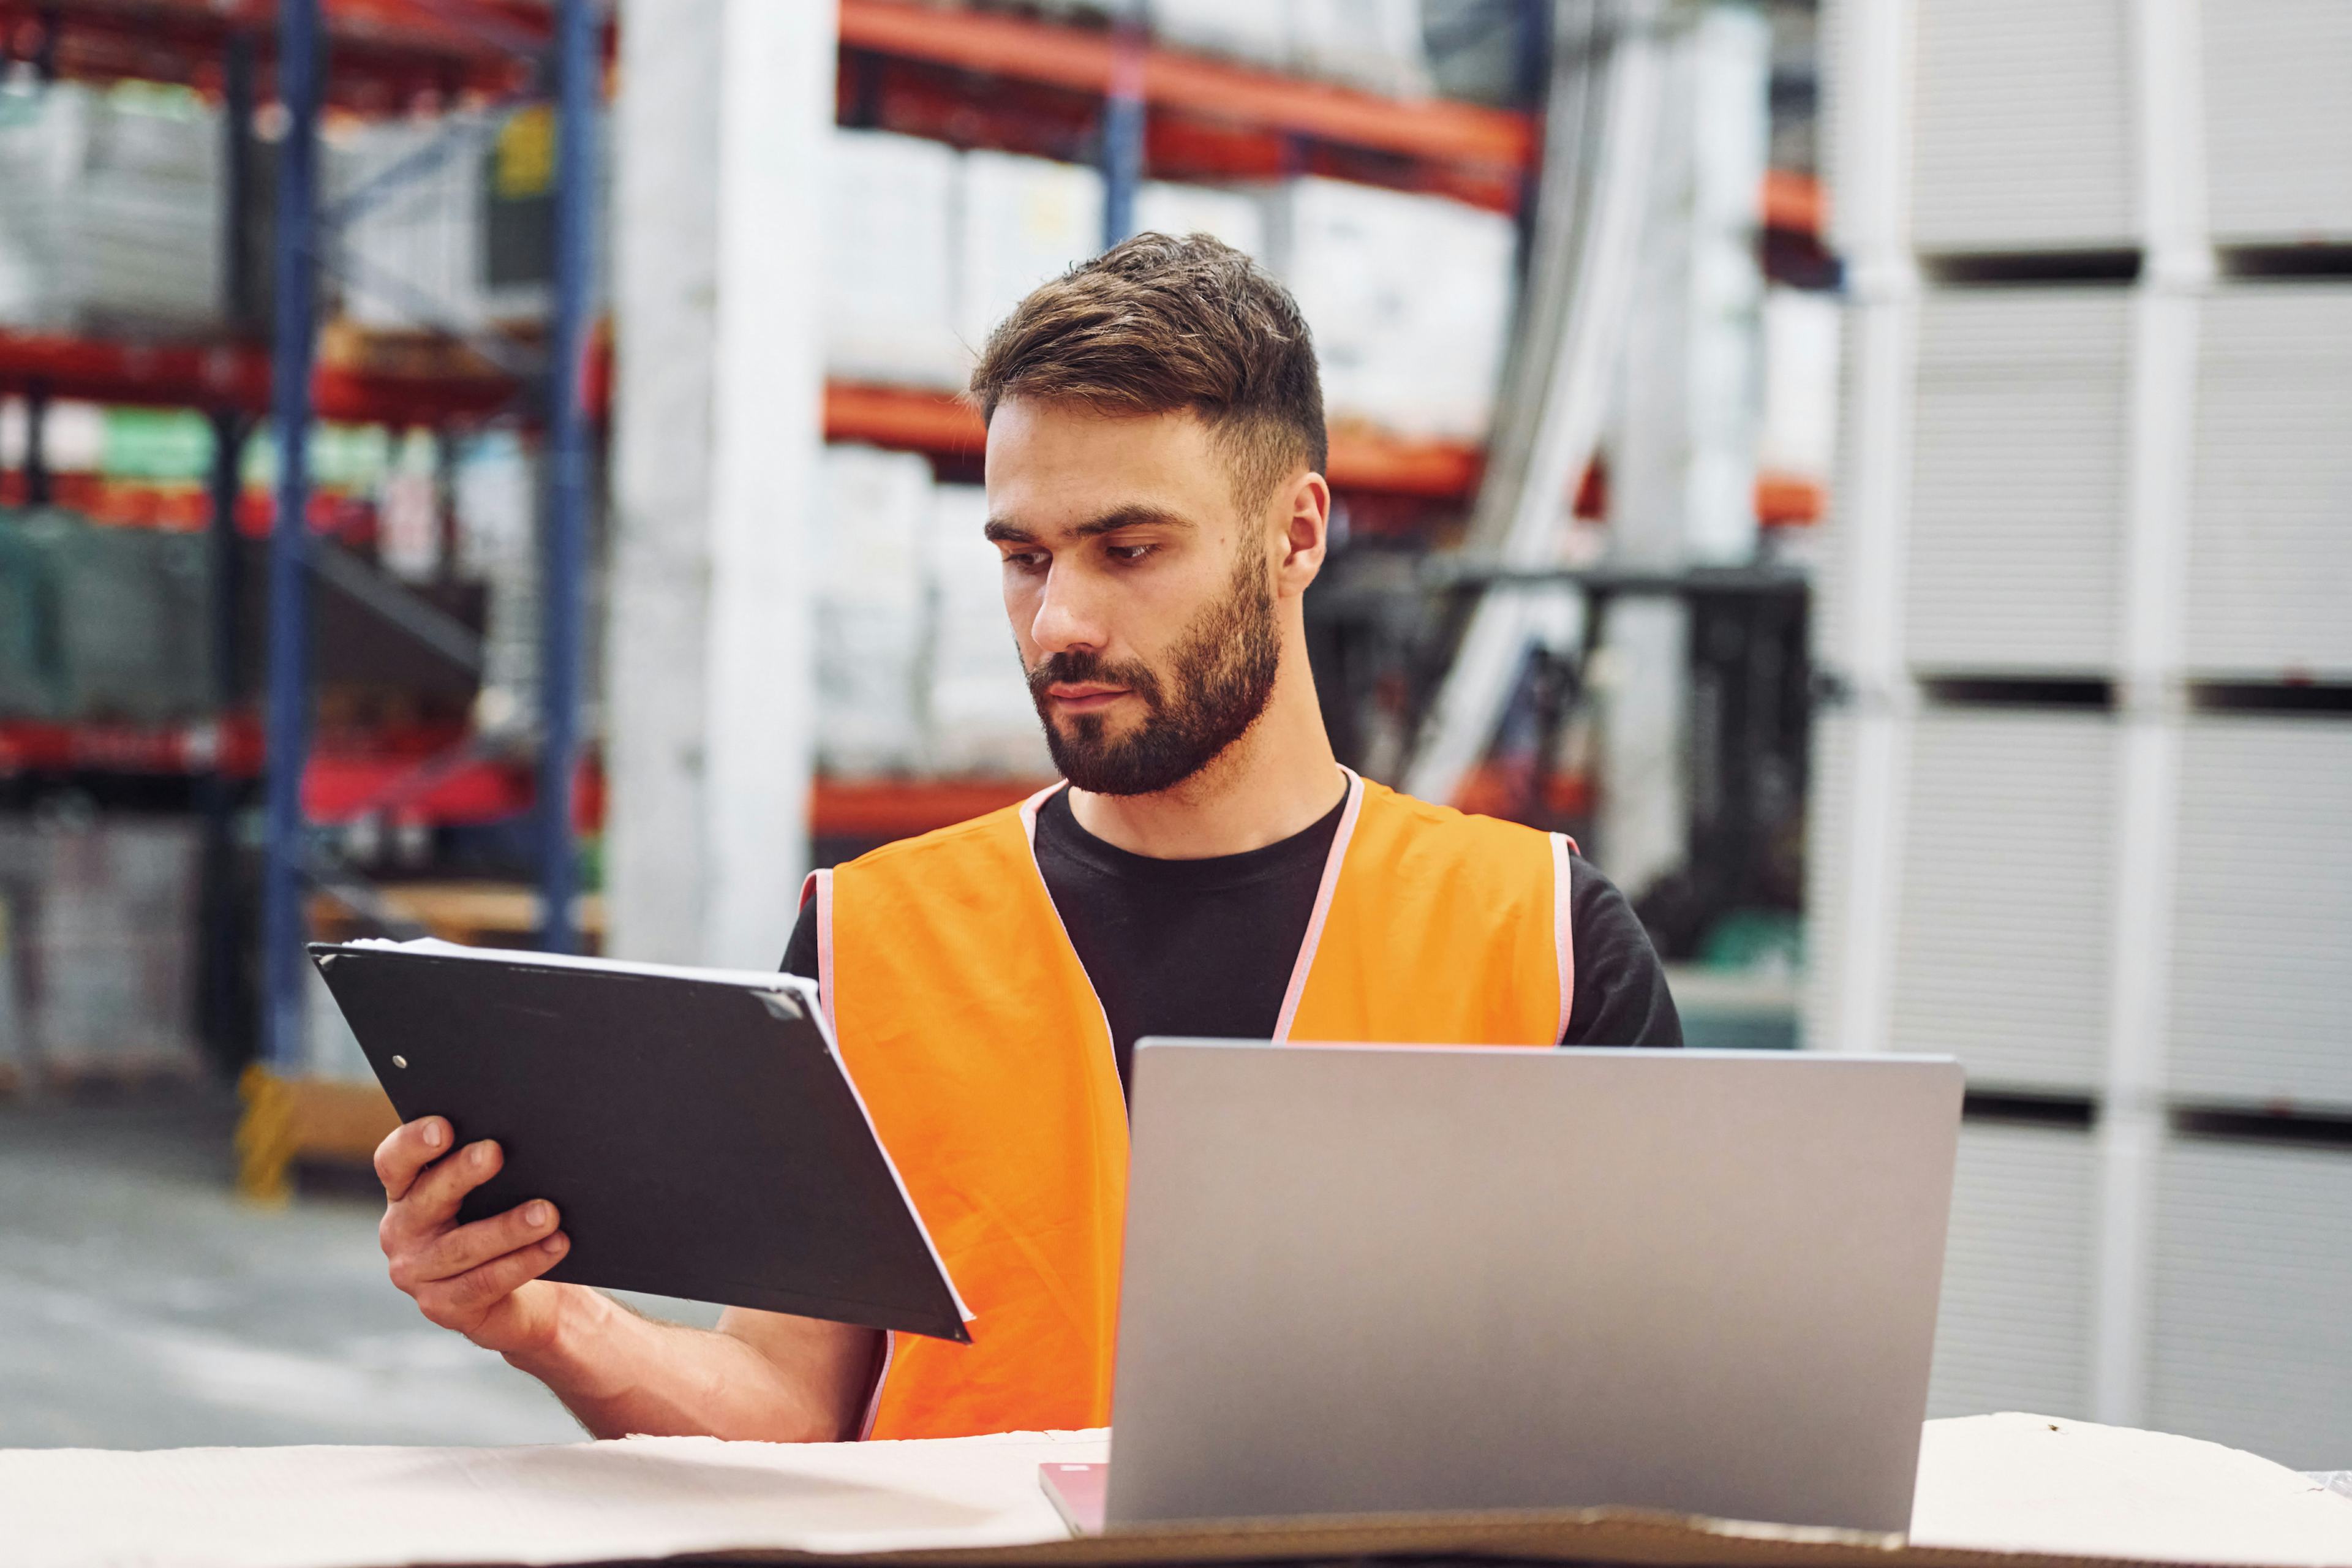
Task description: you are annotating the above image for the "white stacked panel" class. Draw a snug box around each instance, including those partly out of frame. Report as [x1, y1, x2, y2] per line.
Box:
[1905, 290, 2130, 676]
[1759, 287, 1842, 491]
[815, 446, 932, 778]
[1134, 181, 1267, 261]
[1890, 710, 2114, 1093]
[1261, 177, 1516, 440]
[1807, 302, 1872, 678]
[2202, 0, 2352, 244]
[925, 483, 1051, 777]
[1798, 708, 1856, 1050]
[2166, 715, 2352, 1113]
[1909, 0, 2135, 252]
[2184, 285, 2352, 681]
[1926, 1121, 2098, 1420]
[823, 130, 963, 390]
[2150, 1138, 2352, 1467]
[957, 151, 1105, 363]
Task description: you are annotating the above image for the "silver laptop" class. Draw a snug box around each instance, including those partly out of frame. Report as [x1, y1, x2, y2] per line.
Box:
[1049, 1041, 1961, 1536]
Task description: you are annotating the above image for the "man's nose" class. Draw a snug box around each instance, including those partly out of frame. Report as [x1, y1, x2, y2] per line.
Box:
[1028, 565, 1106, 655]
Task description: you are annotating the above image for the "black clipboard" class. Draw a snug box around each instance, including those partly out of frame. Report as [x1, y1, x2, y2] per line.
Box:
[309, 938, 970, 1342]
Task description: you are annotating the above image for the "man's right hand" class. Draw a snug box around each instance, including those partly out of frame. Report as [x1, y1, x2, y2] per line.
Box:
[375, 1116, 576, 1357]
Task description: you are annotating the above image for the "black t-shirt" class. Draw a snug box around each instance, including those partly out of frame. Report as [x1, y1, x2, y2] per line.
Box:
[782, 785, 1682, 1085]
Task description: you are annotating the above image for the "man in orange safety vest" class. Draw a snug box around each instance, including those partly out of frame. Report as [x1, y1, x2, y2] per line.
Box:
[372, 233, 1679, 1444]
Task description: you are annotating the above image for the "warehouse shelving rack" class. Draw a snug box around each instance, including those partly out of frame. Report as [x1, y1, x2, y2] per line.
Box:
[7, 0, 1832, 850]
[810, 0, 1825, 849]
[0, 0, 598, 1185]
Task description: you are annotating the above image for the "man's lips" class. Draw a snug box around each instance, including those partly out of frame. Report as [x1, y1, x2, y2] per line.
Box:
[1045, 684, 1131, 712]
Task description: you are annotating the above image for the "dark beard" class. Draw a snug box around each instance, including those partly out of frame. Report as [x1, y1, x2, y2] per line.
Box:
[1026, 544, 1282, 797]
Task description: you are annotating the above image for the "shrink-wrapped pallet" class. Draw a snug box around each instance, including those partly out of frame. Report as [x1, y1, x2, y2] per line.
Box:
[825, 130, 965, 390]
[816, 446, 932, 777]
[925, 483, 1050, 778]
[957, 152, 1104, 363]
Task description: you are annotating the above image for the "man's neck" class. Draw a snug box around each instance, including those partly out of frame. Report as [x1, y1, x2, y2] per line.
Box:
[1066, 656, 1344, 861]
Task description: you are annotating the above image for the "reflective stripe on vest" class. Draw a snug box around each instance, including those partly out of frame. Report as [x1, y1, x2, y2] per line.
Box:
[807, 766, 1574, 1440]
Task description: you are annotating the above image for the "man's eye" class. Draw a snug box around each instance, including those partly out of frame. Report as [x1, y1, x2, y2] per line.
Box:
[1004, 551, 1049, 572]
[1106, 543, 1155, 564]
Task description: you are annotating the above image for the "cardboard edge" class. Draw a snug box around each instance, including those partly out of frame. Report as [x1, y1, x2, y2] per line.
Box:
[685, 1505, 2223, 1568]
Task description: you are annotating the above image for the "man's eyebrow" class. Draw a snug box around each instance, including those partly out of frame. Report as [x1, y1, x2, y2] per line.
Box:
[982, 505, 1197, 546]
[1072, 505, 1195, 540]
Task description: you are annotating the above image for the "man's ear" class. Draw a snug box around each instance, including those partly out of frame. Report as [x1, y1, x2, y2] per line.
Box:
[1275, 469, 1330, 598]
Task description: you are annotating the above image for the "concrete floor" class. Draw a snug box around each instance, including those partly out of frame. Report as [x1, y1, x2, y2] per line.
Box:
[0, 1088, 718, 1450]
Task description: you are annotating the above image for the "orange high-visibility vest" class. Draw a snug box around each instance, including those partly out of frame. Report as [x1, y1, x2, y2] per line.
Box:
[803, 767, 1574, 1441]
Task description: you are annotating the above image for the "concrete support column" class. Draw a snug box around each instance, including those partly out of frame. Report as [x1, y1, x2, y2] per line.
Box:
[605, 0, 833, 967]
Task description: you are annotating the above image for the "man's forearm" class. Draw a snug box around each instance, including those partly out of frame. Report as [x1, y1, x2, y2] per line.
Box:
[507, 1286, 873, 1442]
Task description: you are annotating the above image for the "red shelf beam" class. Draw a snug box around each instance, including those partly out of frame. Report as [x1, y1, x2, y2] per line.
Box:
[0, 0, 548, 104]
[0, 330, 517, 425]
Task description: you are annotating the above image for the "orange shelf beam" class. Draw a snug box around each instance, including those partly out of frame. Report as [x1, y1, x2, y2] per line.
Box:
[812, 775, 1049, 840]
[824, 381, 1485, 499]
[825, 380, 986, 459]
[1762, 169, 1823, 238]
[837, 0, 1534, 172]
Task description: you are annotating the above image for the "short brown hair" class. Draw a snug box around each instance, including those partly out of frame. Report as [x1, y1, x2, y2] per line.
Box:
[970, 231, 1327, 509]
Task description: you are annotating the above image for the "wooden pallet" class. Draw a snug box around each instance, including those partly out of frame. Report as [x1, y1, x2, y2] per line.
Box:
[308, 881, 606, 948]
[236, 1065, 402, 1204]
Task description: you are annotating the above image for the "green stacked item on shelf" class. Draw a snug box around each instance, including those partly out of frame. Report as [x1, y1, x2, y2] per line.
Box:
[0, 510, 63, 718]
[0, 508, 214, 724]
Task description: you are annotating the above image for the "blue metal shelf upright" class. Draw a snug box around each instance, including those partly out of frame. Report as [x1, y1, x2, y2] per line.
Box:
[260, 0, 603, 1071]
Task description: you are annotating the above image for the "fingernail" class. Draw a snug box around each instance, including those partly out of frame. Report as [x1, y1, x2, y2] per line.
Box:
[526, 1202, 549, 1227]
[423, 1121, 444, 1149]
[474, 1143, 494, 1167]
[543, 1234, 567, 1254]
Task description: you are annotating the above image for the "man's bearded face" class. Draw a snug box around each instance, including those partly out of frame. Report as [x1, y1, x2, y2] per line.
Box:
[1025, 538, 1281, 797]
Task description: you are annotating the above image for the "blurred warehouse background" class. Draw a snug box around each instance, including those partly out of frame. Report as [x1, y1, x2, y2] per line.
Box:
[0, 0, 2345, 1470]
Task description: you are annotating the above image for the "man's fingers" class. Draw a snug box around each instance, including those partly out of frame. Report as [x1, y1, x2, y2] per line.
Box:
[411, 1200, 562, 1283]
[374, 1117, 453, 1202]
[394, 1137, 505, 1232]
[421, 1232, 571, 1321]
